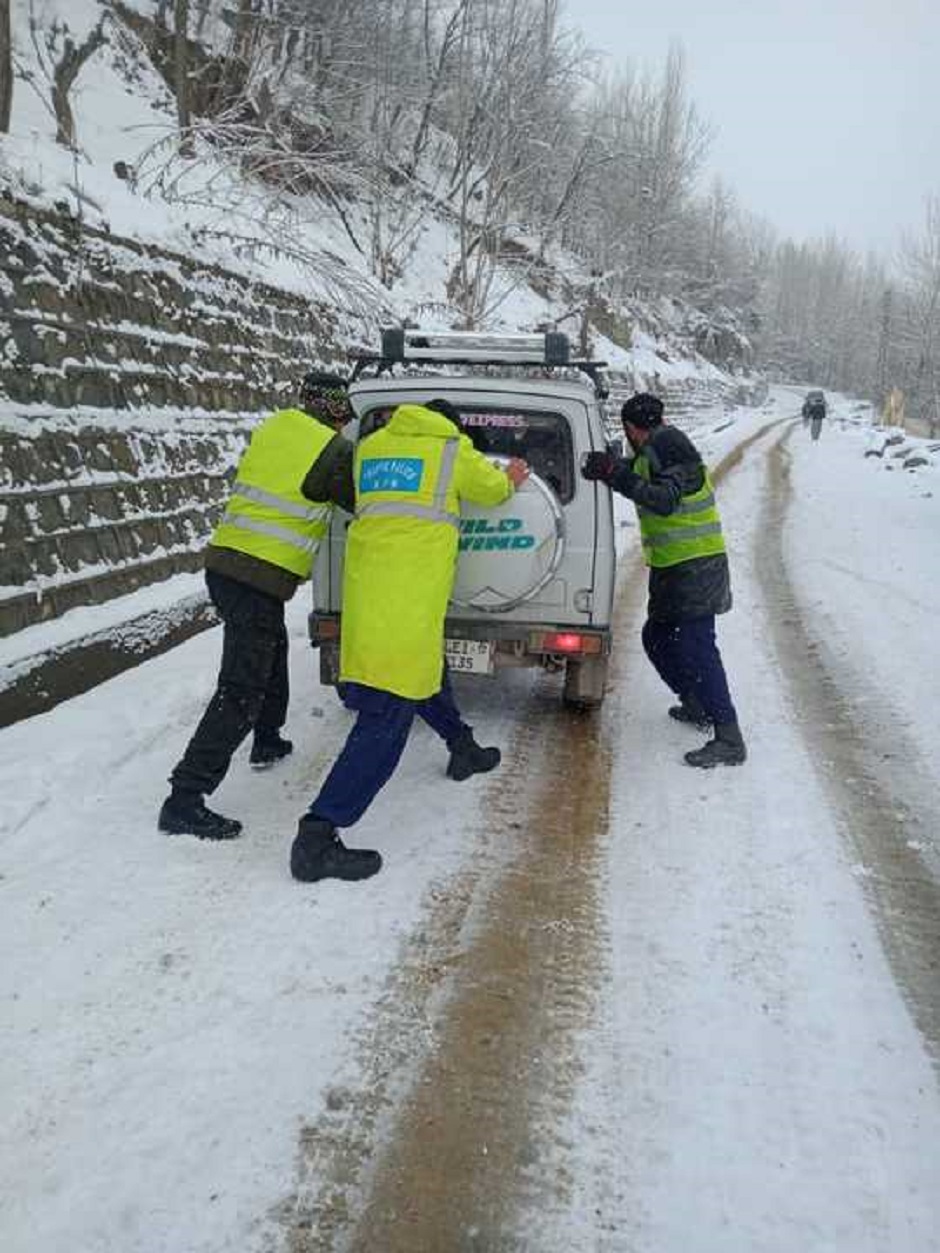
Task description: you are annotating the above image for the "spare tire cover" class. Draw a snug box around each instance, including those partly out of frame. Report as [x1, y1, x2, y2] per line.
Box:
[450, 463, 565, 613]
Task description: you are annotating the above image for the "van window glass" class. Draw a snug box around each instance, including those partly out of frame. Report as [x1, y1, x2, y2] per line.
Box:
[359, 405, 574, 503]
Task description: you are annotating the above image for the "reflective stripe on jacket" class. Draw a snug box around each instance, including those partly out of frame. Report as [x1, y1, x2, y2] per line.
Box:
[634, 455, 726, 568]
[211, 409, 335, 579]
[340, 403, 513, 700]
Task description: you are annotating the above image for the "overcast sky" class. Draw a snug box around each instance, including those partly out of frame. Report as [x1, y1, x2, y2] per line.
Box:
[569, 0, 939, 256]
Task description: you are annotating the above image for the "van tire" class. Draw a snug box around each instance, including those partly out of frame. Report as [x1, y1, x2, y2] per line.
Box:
[563, 655, 608, 708]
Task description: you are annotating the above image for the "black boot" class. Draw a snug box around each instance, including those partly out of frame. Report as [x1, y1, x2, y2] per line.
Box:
[250, 731, 293, 769]
[684, 722, 747, 768]
[158, 791, 243, 839]
[290, 816, 382, 883]
[446, 728, 501, 781]
[668, 695, 711, 730]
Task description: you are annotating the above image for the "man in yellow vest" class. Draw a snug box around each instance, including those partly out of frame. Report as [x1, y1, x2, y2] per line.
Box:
[158, 371, 368, 842]
[582, 392, 746, 768]
[290, 398, 529, 883]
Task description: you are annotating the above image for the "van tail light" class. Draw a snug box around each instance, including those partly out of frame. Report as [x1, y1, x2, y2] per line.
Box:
[531, 631, 603, 656]
[313, 616, 340, 640]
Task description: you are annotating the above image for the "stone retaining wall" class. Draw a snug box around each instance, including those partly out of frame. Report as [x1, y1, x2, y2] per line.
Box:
[0, 192, 352, 638]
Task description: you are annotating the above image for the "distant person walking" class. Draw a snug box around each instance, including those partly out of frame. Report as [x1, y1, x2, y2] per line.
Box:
[158, 372, 356, 840]
[582, 393, 746, 768]
[802, 390, 826, 441]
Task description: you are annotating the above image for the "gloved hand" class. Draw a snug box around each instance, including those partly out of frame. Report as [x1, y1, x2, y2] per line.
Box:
[581, 451, 617, 483]
[505, 457, 530, 488]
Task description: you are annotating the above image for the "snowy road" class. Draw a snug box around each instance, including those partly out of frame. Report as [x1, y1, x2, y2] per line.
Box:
[2, 391, 939, 1252]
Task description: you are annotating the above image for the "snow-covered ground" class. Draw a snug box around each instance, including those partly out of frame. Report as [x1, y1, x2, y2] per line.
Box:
[2, 388, 939, 1252]
[544, 392, 940, 1251]
[784, 409, 940, 851]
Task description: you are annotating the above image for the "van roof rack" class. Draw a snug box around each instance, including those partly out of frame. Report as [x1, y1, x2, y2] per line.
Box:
[349, 328, 609, 398]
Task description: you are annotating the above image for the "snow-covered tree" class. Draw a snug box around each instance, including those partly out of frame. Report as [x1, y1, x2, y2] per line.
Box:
[900, 196, 940, 432]
[26, 0, 108, 149]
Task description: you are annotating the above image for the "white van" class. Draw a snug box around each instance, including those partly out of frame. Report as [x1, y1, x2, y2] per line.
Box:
[309, 330, 618, 706]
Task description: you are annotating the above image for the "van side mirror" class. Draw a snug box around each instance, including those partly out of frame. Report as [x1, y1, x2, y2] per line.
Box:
[606, 437, 623, 459]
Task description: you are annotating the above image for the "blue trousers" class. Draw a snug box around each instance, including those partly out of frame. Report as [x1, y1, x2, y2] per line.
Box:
[308, 668, 468, 829]
[641, 616, 737, 726]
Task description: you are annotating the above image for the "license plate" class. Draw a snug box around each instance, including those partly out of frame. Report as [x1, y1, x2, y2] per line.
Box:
[445, 637, 495, 675]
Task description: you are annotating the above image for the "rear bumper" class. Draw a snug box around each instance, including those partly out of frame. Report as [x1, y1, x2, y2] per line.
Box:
[308, 611, 611, 662]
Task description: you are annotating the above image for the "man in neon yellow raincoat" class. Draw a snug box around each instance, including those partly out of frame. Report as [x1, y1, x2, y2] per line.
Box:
[291, 399, 529, 883]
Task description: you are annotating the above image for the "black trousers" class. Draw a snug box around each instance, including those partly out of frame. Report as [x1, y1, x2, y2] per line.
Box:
[170, 570, 289, 797]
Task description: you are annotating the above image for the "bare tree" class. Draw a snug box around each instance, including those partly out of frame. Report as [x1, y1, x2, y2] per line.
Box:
[232, 0, 468, 290]
[566, 48, 710, 305]
[132, 100, 379, 309]
[438, 0, 591, 325]
[628, 47, 710, 292]
[174, 0, 194, 155]
[402, 0, 470, 181]
[900, 196, 940, 432]
[231, 0, 256, 63]
[0, 0, 12, 133]
[53, 22, 106, 147]
[27, 2, 108, 149]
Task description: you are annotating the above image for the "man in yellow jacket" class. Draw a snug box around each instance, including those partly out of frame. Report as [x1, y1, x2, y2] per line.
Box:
[291, 399, 529, 883]
[159, 371, 359, 841]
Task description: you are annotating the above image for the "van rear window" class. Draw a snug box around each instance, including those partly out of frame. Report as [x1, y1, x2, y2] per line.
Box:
[361, 405, 574, 503]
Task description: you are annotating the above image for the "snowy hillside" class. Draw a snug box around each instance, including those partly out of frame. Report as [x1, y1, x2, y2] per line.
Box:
[1, 0, 756, 373]
[1, 0, 766, 726]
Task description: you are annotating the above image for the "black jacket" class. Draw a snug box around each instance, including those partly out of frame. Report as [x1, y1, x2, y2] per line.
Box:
[609, 425, 732, 624]
[204, 433, 354, 601]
